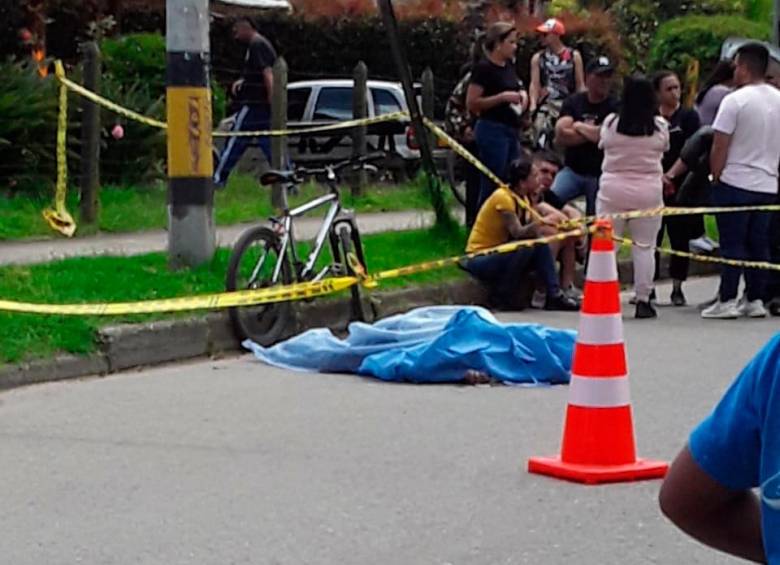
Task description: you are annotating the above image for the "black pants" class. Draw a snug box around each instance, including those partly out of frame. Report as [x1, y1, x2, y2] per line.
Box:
[655, 213, 705, 282]
[462, 141, 482, 229]
[766, 200, 780, 301]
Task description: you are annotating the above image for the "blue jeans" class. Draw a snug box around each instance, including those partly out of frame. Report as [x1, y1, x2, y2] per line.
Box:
[465, 244, 560, 305]
[214, 105, 272, 187]
[711, 181, 775, 302]
[474, 119, 520, 210]
[550, 166, 600, 217]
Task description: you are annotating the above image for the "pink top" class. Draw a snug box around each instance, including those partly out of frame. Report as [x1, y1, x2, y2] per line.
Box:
[598, 114, 669, 210]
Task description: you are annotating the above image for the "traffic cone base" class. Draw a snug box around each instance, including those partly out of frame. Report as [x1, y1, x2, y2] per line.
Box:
[527, 456, 669, 485]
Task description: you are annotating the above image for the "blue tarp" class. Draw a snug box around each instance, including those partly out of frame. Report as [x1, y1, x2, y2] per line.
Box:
[244, 306, 576, 385]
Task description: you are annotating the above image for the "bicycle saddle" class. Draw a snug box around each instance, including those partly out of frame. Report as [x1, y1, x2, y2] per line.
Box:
[260, 170, 298, 186]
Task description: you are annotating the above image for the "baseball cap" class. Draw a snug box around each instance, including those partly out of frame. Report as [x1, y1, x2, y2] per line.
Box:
[536, 18, 565, 36]
[586, 56, 614, 75]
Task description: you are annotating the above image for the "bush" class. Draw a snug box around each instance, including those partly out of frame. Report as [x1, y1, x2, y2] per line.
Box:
[648, 15, 771, 79]
[0, 60, 61, 195]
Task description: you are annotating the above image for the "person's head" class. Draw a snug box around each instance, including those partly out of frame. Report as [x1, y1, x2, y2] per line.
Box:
[695, 60, 735, 105]
[617, 74, 659, 137]
[653, 70, 681, 109]
[585, 56, 615, 101]
[483, 22, 517, 62]
[536, 18, 565, 49]
[232, 17, 257, 43]
[532, 151, 562, 192]
[507, 154, 538, 197]
[733, 42, 770, 86]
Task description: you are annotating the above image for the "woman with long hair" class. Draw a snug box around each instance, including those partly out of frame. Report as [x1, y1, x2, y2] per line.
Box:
[466, 22, 528, 209]
[695, 60, 735, 126]
[597, 75, 670, 319]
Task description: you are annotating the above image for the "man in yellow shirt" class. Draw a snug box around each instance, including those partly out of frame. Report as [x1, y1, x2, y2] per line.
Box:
[464, 155, 580, 311]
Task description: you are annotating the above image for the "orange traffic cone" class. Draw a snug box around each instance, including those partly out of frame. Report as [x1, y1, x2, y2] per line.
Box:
[528, 219, 668, 485]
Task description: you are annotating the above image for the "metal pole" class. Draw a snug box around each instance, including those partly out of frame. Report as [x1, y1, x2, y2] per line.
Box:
[166, 0, 215, 268]
[377, 0, 451, 227]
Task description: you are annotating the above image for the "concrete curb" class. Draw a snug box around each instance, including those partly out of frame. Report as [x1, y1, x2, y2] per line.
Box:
[0, 256, 718, 392]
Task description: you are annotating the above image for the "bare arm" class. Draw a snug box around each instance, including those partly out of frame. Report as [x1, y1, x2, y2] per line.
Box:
[467, 84, 521, 116]
[555, 116, 587, 147]
[666, 158, 689, 180]
[573, 121, 601, 144]
[573, 50, 585, 93]
[709, 131, 732, 182]
[500, 211, 539, 240]
[659, 446, 765, 563]
[529, 53, 542, 112]
[263, 67, 274, 105]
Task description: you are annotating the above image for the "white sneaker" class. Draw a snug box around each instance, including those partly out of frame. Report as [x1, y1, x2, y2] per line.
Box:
[689, 236, 716, 255]
[737, 297, 768, 318]
[563, 285, 583, 300]
[702, 299, 740, 319]
[531, 289, 546, 309]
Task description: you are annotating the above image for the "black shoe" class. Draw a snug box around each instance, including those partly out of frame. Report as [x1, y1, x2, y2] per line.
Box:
[650, 289, 657, 302]
[671, 287, 686, 307]
[769, 299, 780, 317]
[545, 292, 580, 312]
[635, 300, 657, 319]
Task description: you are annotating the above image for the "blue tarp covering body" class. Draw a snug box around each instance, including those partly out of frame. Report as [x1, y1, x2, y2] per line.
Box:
[245, 306, 576, 384]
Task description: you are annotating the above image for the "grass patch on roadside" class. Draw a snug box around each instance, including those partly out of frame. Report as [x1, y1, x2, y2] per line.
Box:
[0, 225, 467, 365]
[0, 173, 435, 241]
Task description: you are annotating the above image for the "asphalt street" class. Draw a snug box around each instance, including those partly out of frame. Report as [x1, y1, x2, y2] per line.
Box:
[1, 277, 777, 565]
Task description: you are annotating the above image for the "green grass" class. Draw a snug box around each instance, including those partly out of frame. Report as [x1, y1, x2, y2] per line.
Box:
[0, 173, 435, 241]
[0, 225, 467, 365]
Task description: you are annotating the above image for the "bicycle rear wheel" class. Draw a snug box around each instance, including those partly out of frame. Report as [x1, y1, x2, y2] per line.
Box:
[226, 226, 294, 346]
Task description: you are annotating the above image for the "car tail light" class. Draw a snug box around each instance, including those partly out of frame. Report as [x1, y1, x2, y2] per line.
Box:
[406, 125, 420, 151]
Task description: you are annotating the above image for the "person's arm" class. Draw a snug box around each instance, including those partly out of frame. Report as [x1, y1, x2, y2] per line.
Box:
[710, 131, 732, 182]
[665, 158, 689, 181]
[466, 84, 522, 116]
[529, 52, 542, 112]
[263, 67, 273, 105]
[500, 210, 539, 240]
[660, 447, 765, 563]
[555, 116, 586, 147]
[573, 121, 601, 144]
[573, 50, 585, 93]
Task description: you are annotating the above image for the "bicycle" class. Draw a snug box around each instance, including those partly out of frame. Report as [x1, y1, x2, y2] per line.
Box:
[225, 153, 384, 346]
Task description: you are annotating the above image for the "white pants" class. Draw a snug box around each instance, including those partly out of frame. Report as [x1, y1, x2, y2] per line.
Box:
[597, 197, 662, 302]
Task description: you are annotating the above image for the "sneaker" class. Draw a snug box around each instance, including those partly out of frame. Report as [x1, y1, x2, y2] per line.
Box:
[635, 300, 657, 319]
[737, 297, 768, 319]
[545, 291, 580, 312]
[670, 287, 686, 307]
[689, 236, 716, 255]
[531, 289, 546, 309]
[701, 299, 740, 319]
[563, 285, 583, 300]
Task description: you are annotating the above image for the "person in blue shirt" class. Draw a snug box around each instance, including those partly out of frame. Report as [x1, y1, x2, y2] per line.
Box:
[660, 333, 780, 563]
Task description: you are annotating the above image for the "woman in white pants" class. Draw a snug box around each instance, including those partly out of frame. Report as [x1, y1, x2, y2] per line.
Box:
[597, 75, 669, 318]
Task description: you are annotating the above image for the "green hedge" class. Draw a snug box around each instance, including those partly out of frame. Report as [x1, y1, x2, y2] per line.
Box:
[649, 14, 771, 78]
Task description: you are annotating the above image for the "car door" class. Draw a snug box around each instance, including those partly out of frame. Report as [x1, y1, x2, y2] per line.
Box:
[299, 86, 355, 164]
[286, 85, 314, 166]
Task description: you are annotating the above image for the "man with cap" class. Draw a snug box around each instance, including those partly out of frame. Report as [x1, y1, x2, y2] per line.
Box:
[550, 56, 619, 217]
[529, 18, 584, 114]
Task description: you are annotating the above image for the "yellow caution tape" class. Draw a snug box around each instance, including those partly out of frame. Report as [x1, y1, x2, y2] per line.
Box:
[42, 61, 77, 238]
[615, 235, 780, 272]
[213, 111, 410, 138]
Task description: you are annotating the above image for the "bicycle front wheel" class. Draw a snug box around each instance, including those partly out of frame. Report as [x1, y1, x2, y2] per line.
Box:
[226, 226, 294, 346]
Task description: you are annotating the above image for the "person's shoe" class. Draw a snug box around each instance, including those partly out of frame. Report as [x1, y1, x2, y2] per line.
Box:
[689, 236, 717, 255]
[635, 300, 657, 319]
[531, 289, 547, 309]
[670, 287, 686, 307]
[701, 299, 740, 319]
[545, 291, 580, 312]
[563, 285, 583, 300]
[629, 288, 656, 306]
[769, 298, 780, 317]
[737, 298, 768, 319]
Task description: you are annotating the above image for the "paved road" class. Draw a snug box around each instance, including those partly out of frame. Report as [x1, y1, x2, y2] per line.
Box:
[1, 277, 776, 564]
[0, 210, 435, 266]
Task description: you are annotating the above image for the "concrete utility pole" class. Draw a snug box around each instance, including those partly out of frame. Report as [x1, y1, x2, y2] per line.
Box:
[166, 0, 215, 268]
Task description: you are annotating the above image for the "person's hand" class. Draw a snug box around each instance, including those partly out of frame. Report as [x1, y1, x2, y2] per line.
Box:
[231, 79, 245, 96]
[462, 125, 475, 143]
[663, 174, 676, 197]
[519, 91, 530, 111]
[502, 91, 523, 105]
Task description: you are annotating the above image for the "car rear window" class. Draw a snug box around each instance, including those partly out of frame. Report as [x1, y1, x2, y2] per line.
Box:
[372, 88, 403, 116]
[313, 87, 353, 121]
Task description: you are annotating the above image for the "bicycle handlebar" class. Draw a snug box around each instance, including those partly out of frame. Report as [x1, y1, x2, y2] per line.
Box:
[294, 152, 387, 180]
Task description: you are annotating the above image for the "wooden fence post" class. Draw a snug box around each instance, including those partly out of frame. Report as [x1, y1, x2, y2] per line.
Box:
[351, 60, 368, 197]
[421, 66, 436, 152]
[271, 56, 288, 210]
[80, 41, 101, 224]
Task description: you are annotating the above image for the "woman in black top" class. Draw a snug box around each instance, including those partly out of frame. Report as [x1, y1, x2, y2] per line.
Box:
[466, 22, 529, 209]
[653, 70, 702, 307]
